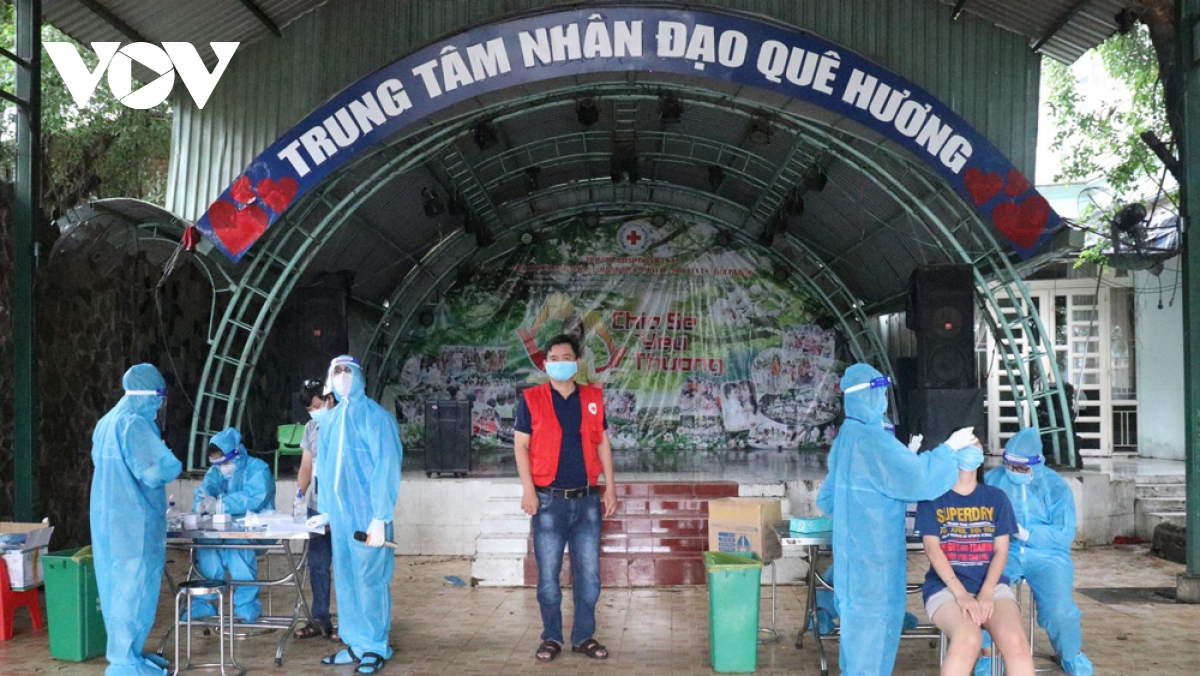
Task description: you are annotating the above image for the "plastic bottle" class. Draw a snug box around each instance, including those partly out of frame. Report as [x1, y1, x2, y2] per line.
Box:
[166, 496, 181, 529]
[292, 488, 307, 519]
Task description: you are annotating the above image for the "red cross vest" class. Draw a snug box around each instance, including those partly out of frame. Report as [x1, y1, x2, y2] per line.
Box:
[524, 382, 605, 487]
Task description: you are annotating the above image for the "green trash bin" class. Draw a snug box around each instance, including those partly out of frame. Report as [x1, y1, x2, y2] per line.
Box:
[704, 551, 765, 673]
[42, 547, 107, 662]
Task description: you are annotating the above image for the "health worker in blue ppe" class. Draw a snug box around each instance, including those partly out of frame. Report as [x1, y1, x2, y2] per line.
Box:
[190, 427, 275, 622]
[316, 355, 402, 675]
[975, 428, 1093, 676]
[90, 364, 182, 676]
[813, 415, 921, 637]
[825, 363, 981, 676]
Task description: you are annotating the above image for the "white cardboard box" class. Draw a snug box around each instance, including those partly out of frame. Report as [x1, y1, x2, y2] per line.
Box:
[0, 522, 54, 590]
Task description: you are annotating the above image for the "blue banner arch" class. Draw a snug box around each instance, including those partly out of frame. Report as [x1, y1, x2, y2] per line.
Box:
[196, 6, 1063, 261]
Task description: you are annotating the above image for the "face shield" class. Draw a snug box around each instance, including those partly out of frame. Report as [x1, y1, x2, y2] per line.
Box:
[841, 375, 891, 395]
[127, 387, 168, 433]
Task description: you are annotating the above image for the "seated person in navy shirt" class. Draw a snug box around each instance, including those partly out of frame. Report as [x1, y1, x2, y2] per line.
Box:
[916, 445, 1035, 676]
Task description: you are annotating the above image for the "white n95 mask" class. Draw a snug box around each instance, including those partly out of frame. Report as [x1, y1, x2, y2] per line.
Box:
[332, 372, 353, 397]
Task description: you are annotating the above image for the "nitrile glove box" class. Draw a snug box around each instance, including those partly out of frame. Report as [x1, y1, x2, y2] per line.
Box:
[0, 521, 55, 590]
[707, 498, 782, 562]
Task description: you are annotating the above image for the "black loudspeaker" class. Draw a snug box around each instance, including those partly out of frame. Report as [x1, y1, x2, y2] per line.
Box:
[275, 271, 352, 398]
[893, 357, 918, 441]
[906, 265, 976, 389]
[906, 388, 987, 452]
[425, 400, 471, 477]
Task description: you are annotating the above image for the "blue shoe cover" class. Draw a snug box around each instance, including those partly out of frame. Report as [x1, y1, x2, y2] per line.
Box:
[1061, 652, 1094, 676]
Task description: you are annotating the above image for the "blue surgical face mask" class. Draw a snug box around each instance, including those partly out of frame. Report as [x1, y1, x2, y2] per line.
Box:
[956, 446, 984, 471]
[1006, 467, 1034, 485]
[546, 361, 578, 382]
[309, 405, 331, 424]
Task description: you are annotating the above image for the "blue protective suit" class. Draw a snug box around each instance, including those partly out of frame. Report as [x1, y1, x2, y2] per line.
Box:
[316, 358, 403, 661]
[815, 415, 918, 637]
[827, 364, 959, 676]
[190, 428, 275, 622]
[977, 429, 1093, 676]
[90, 364, 183, 676]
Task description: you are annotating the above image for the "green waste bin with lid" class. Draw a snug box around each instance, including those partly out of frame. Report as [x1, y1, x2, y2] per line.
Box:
[42, 547, 107, 662]
[704, 551, 764, 673]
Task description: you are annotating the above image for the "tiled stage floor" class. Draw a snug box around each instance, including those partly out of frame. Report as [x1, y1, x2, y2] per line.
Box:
[3, 546, 1197, 675]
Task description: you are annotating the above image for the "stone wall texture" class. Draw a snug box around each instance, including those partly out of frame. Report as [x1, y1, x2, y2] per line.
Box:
[0, 183, 215, 548]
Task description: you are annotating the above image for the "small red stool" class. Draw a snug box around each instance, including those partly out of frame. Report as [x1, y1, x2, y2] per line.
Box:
[0, 557, 45, 640]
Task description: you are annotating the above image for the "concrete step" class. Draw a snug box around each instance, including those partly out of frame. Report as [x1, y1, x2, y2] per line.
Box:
[1136, 501, 1188, 540]
[1137, 497, 1187, 513]
[487, 482, 525, 498]
[1135, 483, 1186, 499]
[478, 515, 531, 535]
[471, 554, 525, 587]
[1134, 474, 1186, 486]
[475, 533, 530, 555]
[483, 497, 525, 517]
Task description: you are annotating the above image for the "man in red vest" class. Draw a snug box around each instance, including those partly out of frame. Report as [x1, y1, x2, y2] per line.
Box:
[514, 334, 618, 663]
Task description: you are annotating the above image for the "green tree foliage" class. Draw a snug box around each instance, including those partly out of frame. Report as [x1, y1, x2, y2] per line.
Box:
[0, 1, 172, 216]
[1044, 24, 1173, 207]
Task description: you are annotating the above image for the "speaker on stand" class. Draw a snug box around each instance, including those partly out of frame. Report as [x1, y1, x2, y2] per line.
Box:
[904, 265, 986, 450]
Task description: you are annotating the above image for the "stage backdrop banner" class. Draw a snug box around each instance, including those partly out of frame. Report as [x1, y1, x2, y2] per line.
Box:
[389, 216, 845, 458]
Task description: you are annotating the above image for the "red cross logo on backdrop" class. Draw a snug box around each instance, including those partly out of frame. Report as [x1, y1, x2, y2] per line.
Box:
[616, 221, 651, 253]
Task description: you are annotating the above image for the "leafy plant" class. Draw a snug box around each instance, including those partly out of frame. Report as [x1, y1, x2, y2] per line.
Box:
[0, 2, 172, 215]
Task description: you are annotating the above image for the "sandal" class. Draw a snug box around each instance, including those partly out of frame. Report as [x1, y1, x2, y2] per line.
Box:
[321, 648, 359, 666]
[295, 622, 331, 640]
[356, 651, 386, 674]
[535, 639, 562, 662]
[572, 638, 608, 660]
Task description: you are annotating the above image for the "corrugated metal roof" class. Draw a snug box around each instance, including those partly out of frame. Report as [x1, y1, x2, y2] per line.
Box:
[935, 0, 1125, 64]
[42, 0, 329, 62]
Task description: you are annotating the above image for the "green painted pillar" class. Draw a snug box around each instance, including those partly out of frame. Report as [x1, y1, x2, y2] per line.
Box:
[1179, 0, 1200, 602]
[12, 0, 41, 522]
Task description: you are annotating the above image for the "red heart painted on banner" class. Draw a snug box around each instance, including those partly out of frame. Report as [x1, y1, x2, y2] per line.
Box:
[992, 195, 1050, 249]
[257, 177, 298, 214]
[964, 167, 1004, 206]
[208, 200, 239, 230]
[1005, 169, 1031, 198]
[208, 202, 269, 256]
[230, 176, 256, 205]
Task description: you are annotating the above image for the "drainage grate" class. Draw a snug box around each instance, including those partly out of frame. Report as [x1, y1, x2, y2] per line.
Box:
[1077, 587, 1177, 604]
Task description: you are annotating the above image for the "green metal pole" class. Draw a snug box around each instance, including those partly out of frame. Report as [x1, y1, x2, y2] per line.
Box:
[1179, 0, 1200, 601]
[12, 0, 41, 522]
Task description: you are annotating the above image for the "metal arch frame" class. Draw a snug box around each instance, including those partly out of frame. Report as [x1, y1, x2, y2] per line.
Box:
[364, 183, 889, 402]
[189, 79, 1074, 468]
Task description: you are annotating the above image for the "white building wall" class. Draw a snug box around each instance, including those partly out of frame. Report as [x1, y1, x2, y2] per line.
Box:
[1133, 259, 1184, 460]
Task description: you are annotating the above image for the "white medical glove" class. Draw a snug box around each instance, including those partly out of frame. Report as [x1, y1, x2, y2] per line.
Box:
[366, 519, 387, 547]
[945, 427, 978, 451]
[907, 434, 923, 453]
[197, 495, 217, 515]
[1016, 525, 1030, 541]
[306, 513, 330, 529]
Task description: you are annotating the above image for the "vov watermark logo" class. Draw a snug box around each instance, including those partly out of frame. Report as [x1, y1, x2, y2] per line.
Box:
[44, 42, 239, 110]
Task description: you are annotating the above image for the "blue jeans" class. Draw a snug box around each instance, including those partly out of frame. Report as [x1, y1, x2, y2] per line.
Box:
[307, 507, 333, 628]
[532, 491, 602, 646]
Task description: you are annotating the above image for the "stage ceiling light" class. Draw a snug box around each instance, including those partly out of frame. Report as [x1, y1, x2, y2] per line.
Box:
[421, 188, 444, 218]
[747, 116, 772, 144]
[658, 91, 684, 124]
[803, 164, 828, 192]
[472, 121, 499, 150]
[708, 165, 726, 192]
[576, 97, 600, 126]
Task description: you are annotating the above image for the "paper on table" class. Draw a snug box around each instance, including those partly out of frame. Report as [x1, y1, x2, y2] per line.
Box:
[263, 521, 326, 535]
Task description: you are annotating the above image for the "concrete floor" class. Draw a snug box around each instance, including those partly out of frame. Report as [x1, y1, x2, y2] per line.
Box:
[2, 545, 1197, 675]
